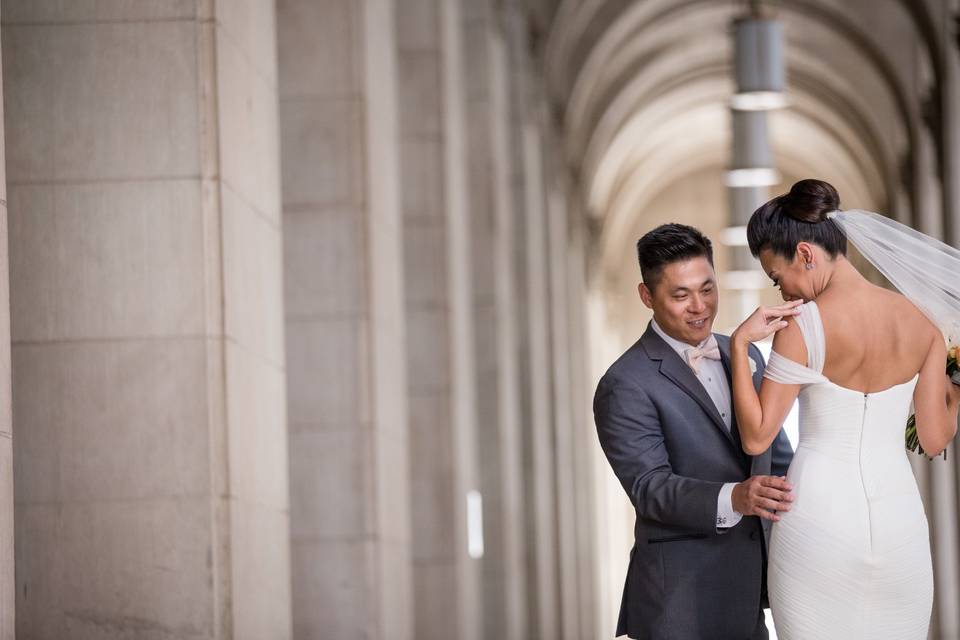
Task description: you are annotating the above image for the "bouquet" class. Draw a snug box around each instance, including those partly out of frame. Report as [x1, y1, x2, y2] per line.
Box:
[905, 343, 960, 459]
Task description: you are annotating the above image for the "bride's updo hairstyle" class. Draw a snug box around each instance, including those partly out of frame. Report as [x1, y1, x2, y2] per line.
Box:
[746, 178, 847, 260]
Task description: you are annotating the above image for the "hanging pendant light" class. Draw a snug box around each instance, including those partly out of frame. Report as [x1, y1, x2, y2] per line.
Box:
[731, 17, 788, 111]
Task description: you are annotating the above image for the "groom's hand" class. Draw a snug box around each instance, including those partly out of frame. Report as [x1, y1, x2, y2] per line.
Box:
[732, 475, 794, 522]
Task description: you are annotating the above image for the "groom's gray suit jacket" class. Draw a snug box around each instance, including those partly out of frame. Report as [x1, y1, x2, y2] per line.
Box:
[594, 324, 793, 640]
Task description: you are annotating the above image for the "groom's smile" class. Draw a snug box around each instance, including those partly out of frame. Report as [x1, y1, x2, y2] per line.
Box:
[638, 256, 719, 346]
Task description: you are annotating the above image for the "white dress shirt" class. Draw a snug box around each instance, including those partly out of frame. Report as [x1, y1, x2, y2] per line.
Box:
[651, 319, 742, 529]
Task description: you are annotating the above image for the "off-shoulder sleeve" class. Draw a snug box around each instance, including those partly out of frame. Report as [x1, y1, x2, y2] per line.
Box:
[794, 300, 826, 373]
[763, 302, 830, 385]
[764, 350, 829, 385]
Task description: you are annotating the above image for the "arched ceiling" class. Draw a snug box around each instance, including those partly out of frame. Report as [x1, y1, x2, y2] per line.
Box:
[542, 0, 942, 279]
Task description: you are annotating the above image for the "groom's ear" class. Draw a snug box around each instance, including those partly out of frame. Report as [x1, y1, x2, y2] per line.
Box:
[638, 282, 654, 309]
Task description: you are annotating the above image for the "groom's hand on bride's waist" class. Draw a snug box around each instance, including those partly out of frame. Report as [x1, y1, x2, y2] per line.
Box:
[731, 475, 794, 522]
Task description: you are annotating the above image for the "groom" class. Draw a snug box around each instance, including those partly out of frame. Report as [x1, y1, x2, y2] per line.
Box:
[594, 223, 794, 640]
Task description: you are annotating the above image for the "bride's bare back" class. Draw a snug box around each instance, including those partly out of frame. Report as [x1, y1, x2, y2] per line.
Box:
[816, 283, 936, 394]
[754, 259, 955, 457]
[766, 268, 955, 457]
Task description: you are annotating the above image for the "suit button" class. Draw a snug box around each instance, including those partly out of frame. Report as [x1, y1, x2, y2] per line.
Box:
[749, 531, 758, 541]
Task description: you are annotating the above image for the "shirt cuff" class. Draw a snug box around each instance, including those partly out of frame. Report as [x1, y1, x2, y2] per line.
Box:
[716, 482, 743, 529]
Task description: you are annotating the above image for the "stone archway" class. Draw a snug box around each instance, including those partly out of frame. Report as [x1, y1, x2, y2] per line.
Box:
[543, 0, 947, 635]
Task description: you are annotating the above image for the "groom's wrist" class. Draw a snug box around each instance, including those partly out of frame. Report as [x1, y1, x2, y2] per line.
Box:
[717, 482, 743, 529]
[730, 481, 745, 514]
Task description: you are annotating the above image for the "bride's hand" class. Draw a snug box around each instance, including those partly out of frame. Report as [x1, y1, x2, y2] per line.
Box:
[732, 300, 804, 345]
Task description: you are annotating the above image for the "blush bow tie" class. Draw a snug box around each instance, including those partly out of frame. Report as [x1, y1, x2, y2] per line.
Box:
[684, 336, 721, 375]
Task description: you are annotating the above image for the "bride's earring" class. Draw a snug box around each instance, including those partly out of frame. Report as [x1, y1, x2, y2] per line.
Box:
[805, 262, 815, 270]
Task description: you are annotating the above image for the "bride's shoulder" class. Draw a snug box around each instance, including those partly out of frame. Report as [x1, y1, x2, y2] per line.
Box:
[772, 312, 809, 362]
[880, 288, 935, 326]
[859, 287, 938, 340]
[819, 283, 907, 315]
[791, 299, 822, 323]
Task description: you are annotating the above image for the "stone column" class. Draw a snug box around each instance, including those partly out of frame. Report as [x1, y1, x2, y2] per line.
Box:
[463, 2, 529, 638]
[0, 13, 14, 637]
[486, 11, 528, 640]
[501, 6, 561, 634]
[566, 193, 600, 640]
[520, 119, 561, 640]
[946, 10, 960, 630]
[924, 6, 960, 637]
[942, 0, 960, 249]
[906, 35, 960, 638]
[395, 0, 482, 638]
[463, 15, 499, 633]
[277, 1, 413, 638]
[545, 175, 583, 640]
[3, 1, 290, 638]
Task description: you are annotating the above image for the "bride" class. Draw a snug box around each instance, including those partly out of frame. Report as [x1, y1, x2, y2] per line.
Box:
[729, 179, 960, 639]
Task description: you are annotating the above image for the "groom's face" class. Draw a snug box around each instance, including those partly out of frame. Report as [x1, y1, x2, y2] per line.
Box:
[639, 257, 718, 346]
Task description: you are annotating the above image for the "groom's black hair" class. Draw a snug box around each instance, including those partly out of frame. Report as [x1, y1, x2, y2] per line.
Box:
[636, 223, 714, 291]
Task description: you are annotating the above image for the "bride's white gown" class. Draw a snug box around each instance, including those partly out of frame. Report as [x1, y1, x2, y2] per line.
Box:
[764, 301, 933, 639]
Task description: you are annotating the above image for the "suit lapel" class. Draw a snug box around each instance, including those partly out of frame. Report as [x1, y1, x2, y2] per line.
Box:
[640, 325, 736, 450]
